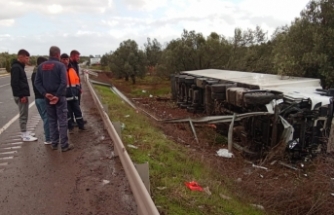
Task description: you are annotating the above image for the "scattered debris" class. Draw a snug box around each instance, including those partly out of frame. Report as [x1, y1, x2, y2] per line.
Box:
[219, 194, 231, 200]
[252, 164, 268, 171]
[250, 204, 265, 210]
[127, 144, 138, 149]
[331, 193, 334, 197]
[270, 160, 277, 165]
[185, 181, 203, 191]
[279, 161, 298, 171]
[102, 180, 110, 185]
[216, 149, 234, 158]
[124, 115, 130, 118]
[203, 187, 212, 195]
[156, 187, 167, 190]
[236, 178, 242, 183]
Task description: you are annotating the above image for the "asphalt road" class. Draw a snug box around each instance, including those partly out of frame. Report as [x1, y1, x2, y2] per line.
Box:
[0, 74, 136, 214]
[0, 66, 35, 130]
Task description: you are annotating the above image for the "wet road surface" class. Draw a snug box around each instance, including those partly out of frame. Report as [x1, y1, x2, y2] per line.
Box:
[0, 75, 136, 215]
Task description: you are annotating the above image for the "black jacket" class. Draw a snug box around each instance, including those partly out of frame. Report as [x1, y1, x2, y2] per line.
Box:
[31, 66, 44, 99]
[10, 60, 30, 98]
[69, 60, 79, 76]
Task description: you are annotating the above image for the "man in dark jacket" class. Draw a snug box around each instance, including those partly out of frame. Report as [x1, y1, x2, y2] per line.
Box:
[34, 46, 73, 152]
[60, 53, 85, 131]
[69, 50, 87, 125]
[10, 49, 37, 142]
[31, 56, 50, 144]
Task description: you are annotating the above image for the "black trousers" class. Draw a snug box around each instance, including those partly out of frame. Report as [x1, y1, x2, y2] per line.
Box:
[70, 93, 81, 123]
[67, 99, 84, 129]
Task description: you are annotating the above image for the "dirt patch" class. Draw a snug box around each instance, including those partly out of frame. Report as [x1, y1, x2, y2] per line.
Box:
[64, 77, 136, 215]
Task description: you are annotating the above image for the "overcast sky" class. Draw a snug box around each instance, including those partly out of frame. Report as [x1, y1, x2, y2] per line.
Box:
[0, 0, 310, 56]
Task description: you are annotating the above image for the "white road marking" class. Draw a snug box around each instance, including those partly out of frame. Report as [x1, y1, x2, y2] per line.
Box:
[1, 146, 21, 150]
[0, 101, 35, 136]
[0, 151, 17, 155]
[0, 83, 9, 88]
[0, 162, 8, 166]
[0, 156, 13, 160]
[0, 142, 23, 146]
[0, 75, 9, 79]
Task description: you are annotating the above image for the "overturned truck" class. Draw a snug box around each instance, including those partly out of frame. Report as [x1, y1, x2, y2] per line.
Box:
[170, 69, 334, 160]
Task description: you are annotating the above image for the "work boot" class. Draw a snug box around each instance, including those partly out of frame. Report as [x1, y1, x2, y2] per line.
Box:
[62, 144, 74, 152]
[50, 145, 58, 150]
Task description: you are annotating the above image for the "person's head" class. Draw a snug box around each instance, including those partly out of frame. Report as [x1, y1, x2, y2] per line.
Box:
[70, 50, 80, 63]
[37, 56, 47, 66]
[49, 46, 61, 59]
[60, 53, 70, 66]
[17, 49, 30, 65]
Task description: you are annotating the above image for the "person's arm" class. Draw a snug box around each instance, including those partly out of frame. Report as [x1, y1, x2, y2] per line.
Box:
[31, 71, 37, 93]
[34, 66, 47, 96]
[55, 64, 67, 97]
[10, 66, 22, 97]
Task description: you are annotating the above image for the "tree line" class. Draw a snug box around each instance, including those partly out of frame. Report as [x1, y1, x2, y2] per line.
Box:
[101, 0, 334, 88]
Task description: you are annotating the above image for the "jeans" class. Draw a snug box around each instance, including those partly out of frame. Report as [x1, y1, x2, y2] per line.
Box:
[14, 97, 29, 132]
[46, 96, 68, 149]
[35, 98, 50, 142]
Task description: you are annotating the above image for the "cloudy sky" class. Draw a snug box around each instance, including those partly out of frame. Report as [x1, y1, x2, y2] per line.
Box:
[0, 0, 310, 56]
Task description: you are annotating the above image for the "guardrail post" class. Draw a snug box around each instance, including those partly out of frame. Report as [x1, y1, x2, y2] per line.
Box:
[111, 122, 122, 157]
[134, 162, 150, 193]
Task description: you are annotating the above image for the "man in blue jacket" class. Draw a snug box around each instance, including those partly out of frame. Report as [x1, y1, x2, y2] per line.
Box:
[31, 56, 50, 144]
[10, 49, 37, 142]
[34, 46, 74, 152]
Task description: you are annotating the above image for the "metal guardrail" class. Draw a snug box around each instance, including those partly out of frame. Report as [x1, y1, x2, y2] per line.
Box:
[82, 69, 98, 76]
[84, 73, 160, 215]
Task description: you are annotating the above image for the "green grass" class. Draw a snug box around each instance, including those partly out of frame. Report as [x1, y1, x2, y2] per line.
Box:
[94, 85, 264, 215]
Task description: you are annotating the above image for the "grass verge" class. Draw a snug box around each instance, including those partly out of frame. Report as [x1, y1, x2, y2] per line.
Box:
[94, 85, 265, 215]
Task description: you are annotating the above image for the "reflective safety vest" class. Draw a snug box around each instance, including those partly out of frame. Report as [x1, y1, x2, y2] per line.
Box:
[67, 68, 80, 87]
[66, 67, 80, 100]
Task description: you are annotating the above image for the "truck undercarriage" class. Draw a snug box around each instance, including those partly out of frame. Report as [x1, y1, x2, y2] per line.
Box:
[170, 69, 334, 161]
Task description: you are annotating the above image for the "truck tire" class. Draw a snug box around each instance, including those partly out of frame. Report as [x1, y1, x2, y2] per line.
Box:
[170, 75, 177, 100]
[185, 76, 195, 84]
[211, 83, 236, 93]
[205, 85, 214, 115]
[211, 92, 226, 100]
[243, 92, 277, 105]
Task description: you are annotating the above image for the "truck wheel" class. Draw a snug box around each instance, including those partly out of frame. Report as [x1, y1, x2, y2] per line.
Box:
[205, 85, 214, 115]
[243, 92, 277, 105]
[211, 83, 236, 93]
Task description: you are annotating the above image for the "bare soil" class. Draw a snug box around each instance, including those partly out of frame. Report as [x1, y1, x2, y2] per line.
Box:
[65, 76, 137, 215]
[91, 73, 334, 215]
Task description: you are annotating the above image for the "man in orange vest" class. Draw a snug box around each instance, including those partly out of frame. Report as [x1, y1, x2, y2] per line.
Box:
[60, 53, 86, 131]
